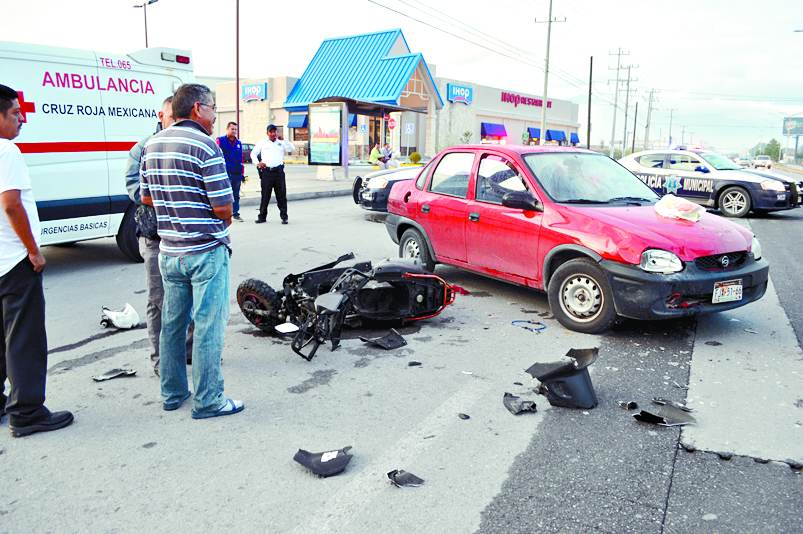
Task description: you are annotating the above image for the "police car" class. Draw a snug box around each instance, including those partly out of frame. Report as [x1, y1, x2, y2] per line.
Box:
[619, 147, 801, 218]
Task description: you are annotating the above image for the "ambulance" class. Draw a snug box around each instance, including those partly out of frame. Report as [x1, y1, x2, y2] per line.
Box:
[0, 41, 195, 261]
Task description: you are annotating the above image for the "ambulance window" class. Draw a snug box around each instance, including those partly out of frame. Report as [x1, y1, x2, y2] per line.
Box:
[636, 154, 665, 169]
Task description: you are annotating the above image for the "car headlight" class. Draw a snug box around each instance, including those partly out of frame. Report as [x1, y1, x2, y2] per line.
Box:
[751, 236, 762, 260]
[640, 249, 684, 274]
[366, 177, 389, 189]
[760, 180, 785, 192]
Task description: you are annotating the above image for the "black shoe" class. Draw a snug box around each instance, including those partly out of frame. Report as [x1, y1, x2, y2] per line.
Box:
[255, 218, 266, 224]
[282, 219, 288, 225]
[10, 411, 74, 437]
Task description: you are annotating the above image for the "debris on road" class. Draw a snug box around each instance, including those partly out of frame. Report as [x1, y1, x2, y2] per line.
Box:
[293, 446, 353, 477]
[525, 348, 599, 409]
[511, 320, 546, 333]
[652, 397, 692, 412]
[503, 392, 538, 415]
[275, 322, 300, 334]
[620, 401, 639, 410]
[633, 402, 697, 427]
[387, 469, 425, 487]
[359, 328, 406, 350]
[458, 413, 470, 420]
[100, 303, 140, 329]
[408, 360, 422, 367]
[91, 368, 136, 382]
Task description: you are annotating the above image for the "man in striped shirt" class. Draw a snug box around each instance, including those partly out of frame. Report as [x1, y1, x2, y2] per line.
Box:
[140, 84, 244, 419]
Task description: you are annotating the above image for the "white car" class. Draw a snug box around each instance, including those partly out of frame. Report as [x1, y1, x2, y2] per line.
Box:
[754, 155, 772, 169]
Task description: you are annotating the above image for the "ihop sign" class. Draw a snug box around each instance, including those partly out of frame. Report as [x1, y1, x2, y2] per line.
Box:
[447, 84, 473, 105]
[242, 83, 267, 102]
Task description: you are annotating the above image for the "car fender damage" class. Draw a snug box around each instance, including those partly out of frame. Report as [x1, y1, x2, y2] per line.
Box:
[237, 253, 456, 361]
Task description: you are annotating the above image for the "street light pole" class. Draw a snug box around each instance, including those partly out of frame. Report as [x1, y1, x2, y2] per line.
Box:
[535, 0, 564, 147]
[133, 0, 159, 49]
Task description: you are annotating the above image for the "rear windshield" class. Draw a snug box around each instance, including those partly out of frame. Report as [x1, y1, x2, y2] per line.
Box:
[522, 153, 660, 203]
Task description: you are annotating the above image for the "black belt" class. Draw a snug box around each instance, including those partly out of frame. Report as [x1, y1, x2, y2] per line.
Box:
[265, 164, 284, 172]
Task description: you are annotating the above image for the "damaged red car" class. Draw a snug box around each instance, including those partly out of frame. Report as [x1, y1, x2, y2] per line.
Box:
[384, 145, 769, 333]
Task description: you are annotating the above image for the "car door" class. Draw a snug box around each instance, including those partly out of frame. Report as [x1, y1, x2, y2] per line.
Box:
[666, 153, 715, 203]
[416, 151, 475, 263]
[465, 153, 542, 282]
[629, 152, 668, 195]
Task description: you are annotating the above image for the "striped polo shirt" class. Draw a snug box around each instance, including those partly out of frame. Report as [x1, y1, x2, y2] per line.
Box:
[140, 119, 234, 256]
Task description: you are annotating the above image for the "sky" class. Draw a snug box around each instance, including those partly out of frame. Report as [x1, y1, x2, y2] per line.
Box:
[1, 0, 801, 155]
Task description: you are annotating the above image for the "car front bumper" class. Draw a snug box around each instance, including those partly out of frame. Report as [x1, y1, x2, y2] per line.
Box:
[359, 189, 391, 212]
[600, 256, 769, 320]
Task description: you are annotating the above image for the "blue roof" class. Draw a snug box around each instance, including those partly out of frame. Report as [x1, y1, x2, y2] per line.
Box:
[482, 123, 507, 137]
[571, 132, 580, 144]
[284, 29, 443, 112]
[528, 127, 541, 139]
[547, 130, 566, 142]
[287, 114, 308, 128]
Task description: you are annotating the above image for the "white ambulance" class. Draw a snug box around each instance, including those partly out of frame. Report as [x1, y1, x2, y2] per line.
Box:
[0, 41, 195, 261]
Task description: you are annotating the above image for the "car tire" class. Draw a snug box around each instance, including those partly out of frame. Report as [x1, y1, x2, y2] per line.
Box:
[718, 186, 751, 218]
[547, 258, 616, 334]
[399, 228, 435, 272]
[116, 205, 144, 262]
[237, 279, 283, 333]
[352, 176, 363, 204]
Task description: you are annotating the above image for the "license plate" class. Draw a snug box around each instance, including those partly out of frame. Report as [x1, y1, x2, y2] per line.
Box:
[777, 193, 786, 200]
[712, 279, 742, 304]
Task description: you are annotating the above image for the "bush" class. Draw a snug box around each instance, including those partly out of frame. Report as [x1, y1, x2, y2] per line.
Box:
[409, 152, 421, 164]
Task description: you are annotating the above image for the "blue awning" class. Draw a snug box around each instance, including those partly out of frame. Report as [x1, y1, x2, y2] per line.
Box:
[288, 114, 308, 128]
[481, 123, 507, 137]
[546, 130, 566, 142]
[349, 114, 357, 127]
[527, 127, 541, 139]
[570, 132, 580, 144]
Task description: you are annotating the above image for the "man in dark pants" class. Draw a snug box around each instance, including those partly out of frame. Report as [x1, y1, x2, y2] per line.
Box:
[251, 124, 294, 224]
[0, 84, 73, 437]
[216, 121, 244, 222]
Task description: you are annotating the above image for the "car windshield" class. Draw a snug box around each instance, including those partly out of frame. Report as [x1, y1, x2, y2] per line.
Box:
[699, 151, 742, 170]
[523, 152, 660, 203]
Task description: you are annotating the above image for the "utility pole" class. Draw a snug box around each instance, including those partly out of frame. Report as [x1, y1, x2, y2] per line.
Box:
[608, 48, 628, 158]
[631, 101, 638, 153]
[681, 125, 686, 144]
[587, 56, 592, 148]
[621, 65, 638, 156]
[644, 89, 658, 149]
[668, 109, 677, 147]
[536, 1, 566, 146]
[235, 0, 240, 139]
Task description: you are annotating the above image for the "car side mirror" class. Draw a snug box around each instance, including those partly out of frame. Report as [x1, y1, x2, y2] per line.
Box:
[502, 191, 543, 212]
[695, 165, 710, 173]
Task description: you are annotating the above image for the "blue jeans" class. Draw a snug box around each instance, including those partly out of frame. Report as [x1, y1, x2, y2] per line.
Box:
[158, 245, 229, 413]
[229, 174, 242, 217]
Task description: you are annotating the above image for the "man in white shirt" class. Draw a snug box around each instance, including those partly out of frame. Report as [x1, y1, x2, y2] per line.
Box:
[0, 84, 73, 437]
[251, 124, 294, 224]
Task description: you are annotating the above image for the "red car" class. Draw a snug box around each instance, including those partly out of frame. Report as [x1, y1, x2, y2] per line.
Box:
[384, 145, 769, 333]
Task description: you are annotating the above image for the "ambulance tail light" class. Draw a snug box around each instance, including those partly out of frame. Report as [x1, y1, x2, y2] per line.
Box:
[176, 55, 190, 64]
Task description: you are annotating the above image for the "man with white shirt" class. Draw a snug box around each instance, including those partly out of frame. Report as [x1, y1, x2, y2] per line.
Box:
[251, 124, 294, 224]
[0, 84, 73, 437]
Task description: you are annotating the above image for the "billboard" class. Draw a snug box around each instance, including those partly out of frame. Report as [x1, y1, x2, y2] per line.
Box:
[784, 117, 803, 136]
[308, 102, 345, 166]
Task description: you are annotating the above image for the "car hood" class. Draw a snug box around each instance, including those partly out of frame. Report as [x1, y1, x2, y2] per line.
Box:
[730, 168, 793, 183]
[552, 205, 754, 264]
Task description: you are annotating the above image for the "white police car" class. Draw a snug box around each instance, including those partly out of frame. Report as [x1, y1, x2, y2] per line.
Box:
[619, 148, 801, 218]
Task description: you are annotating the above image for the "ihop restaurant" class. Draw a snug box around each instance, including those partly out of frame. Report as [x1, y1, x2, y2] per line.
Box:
[215, 29, 581, 158]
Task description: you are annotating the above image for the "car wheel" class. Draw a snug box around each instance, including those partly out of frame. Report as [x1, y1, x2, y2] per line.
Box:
[719, 186, 751, 218]
[547, 258, 616, 334]
[352, 176, 363, 204]
[237, 279, 283, 333]
[399, 228, 435, 272]
[116, 205, 144, 262]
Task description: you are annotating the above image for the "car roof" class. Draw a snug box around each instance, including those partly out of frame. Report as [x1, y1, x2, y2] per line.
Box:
[441, 144, 596, 157]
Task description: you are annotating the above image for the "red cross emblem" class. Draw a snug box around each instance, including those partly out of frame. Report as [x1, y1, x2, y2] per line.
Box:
[17, 91, 36, 123]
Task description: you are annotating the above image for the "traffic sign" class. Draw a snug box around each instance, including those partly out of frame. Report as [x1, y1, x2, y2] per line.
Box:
[388, 118, 396, 130]
[405, 123, 414, 135]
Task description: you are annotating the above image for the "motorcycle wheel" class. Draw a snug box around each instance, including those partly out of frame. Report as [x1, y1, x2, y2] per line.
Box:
[237, 279, 283, 332]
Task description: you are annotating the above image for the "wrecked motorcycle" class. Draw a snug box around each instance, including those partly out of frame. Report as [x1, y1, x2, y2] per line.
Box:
[237, 253, 456, 361]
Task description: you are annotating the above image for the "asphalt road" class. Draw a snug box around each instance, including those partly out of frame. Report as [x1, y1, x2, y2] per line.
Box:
[1, 195, 801, 534]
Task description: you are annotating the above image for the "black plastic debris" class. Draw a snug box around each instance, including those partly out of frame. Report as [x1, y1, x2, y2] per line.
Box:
[408, 360, 422, 367]
[652, 397, 692, 412]
[359, 328, 407, 350]
[387, 469, 425, 487]
[293, 446, 353, 477]
[458, 413, 470, 420]
[92, 369, 136, 382]
[525, 348, 599, 409]
[620, 401, 639, 410]
[633, 403, 697, 427]
[503, 392, 538, 415]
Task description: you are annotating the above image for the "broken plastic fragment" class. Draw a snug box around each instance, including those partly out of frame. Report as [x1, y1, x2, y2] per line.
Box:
[359, 328, 407, 350]
[503, 392, 537, 415]
[451, 285, 470, 295]
[91, 368, 136, 382]
[293, 446, 353, 477]
[408, 360, 422, 367]
[100, 303, 140, 329]
[387, 469, 425, 487]
[620, 401, 638, 410]
[458, 413, 470, 420]
[652, 397, 692, 412]
[525, 348, 599, 409]
[275, 322, 300, 334]
[633, 404, 697, 427]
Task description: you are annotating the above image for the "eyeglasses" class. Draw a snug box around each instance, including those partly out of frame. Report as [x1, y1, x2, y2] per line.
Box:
[198, 103, 217, 112]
